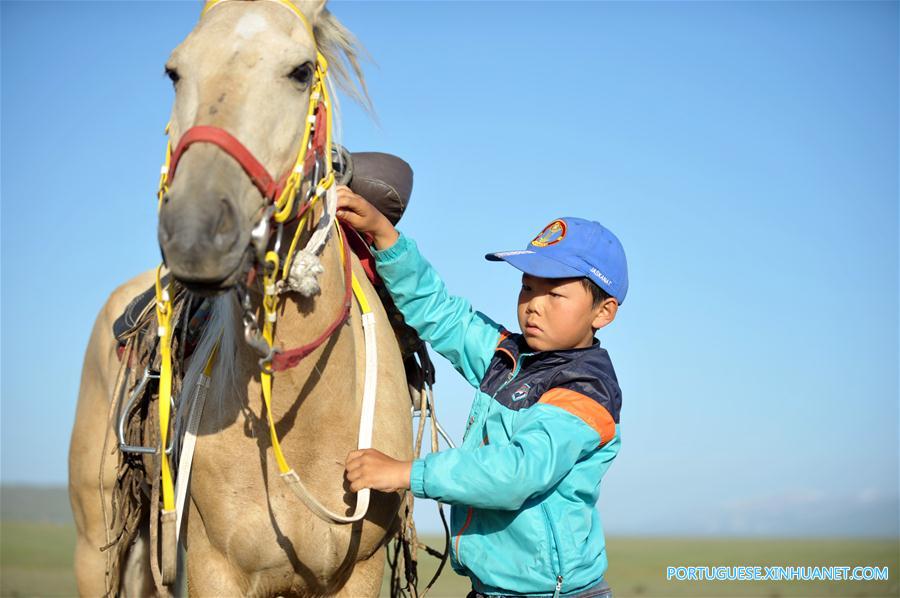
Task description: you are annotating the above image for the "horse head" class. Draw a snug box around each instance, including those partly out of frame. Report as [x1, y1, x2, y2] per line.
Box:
[157, 0, 365, 293]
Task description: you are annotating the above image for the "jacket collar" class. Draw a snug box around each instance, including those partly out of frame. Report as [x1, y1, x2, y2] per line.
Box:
[496, 330, 603, 367]
[494, 329, 621, 396]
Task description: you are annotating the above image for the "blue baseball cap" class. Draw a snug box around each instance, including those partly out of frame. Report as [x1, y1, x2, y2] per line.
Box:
[485, 217, 629, 304]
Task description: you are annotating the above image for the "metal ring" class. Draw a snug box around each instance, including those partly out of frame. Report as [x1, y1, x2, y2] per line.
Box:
[258, 347, 280, 374]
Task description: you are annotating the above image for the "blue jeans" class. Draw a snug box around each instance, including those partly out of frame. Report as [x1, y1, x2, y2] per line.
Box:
[466, 579, 613, 598]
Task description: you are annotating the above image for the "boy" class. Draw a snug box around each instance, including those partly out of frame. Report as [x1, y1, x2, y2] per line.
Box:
[338, 186, 625, 598]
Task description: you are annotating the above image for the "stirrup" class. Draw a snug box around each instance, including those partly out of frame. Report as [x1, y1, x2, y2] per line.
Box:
[117, 366, 174, 455]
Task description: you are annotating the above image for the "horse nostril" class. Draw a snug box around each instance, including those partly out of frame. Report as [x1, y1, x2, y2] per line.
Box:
[212, 197, 239, 251]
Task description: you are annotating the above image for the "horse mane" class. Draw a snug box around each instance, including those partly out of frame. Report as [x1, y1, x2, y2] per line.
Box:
[313, 7, 374, 115]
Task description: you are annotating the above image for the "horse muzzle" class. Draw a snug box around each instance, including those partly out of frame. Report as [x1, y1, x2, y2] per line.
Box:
[158, 190, 251, 294]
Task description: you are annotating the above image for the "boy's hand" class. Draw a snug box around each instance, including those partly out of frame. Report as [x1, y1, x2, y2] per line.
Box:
[345, 448, 412, 493]
[335, 185, 400, 250]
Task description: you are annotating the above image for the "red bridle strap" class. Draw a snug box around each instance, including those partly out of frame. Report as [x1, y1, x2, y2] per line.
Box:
[270, 220, 354, 371]
[167, 126, 283, 201]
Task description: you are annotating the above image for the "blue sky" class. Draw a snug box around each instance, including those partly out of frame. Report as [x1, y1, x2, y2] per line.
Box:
[2, 1, 897, 537]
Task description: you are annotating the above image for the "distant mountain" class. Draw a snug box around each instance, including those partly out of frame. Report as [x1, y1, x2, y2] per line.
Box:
[1, 485, 72, 525]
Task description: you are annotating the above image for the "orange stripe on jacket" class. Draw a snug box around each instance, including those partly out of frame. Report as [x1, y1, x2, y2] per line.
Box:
[538, 388, 616, 446]
[495, 329, 516, 369]
[496, 329, 510, 348]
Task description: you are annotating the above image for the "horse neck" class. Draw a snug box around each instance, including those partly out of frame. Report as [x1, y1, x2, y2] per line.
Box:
[248, 207, 364, 466]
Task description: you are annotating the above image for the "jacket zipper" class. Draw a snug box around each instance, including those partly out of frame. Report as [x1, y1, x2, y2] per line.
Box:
[454, 505, 475, 568]
[541, 503, 565, 597]
[455, 355, 529, 565]
[492, 354, 528, 398]
[454, 428, 494, 566]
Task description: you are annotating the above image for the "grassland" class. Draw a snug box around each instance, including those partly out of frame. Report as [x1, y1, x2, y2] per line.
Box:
[1, 522, 79, 597]
[2, 521, 897, 597]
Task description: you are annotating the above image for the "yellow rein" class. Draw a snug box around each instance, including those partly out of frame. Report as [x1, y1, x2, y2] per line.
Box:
[153, 0, 370, 514]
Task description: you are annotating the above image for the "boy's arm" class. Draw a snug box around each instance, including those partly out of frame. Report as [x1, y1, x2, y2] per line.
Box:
[335, 184, 502, 387]
[372, 232, 502, 387]
[409, 382, 619, 510]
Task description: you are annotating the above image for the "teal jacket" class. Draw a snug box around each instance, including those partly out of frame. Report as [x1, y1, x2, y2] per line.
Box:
[373, 232, 622, 597]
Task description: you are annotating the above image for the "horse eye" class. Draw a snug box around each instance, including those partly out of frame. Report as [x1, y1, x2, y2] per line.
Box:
[165, 67, 180, 86]
[289, 63, 313, 87]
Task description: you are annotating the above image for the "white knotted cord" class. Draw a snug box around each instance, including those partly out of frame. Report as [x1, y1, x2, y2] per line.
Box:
[284, 183, 338, 296]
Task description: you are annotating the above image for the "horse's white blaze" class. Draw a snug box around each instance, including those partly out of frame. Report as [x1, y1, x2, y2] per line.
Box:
[234, 12, 269, 40]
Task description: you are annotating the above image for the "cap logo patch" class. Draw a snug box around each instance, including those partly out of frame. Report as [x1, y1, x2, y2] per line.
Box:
[531, 219, 567, 247]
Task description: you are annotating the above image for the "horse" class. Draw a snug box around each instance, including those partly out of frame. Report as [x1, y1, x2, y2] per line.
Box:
[68, 1, 414, 595]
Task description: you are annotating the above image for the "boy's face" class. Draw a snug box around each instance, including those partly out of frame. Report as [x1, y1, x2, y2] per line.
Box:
[517, 273, 616, 351]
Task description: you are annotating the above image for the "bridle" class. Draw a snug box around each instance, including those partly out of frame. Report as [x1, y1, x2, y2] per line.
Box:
[158, 0, 330, 215]
[156, 0, 348, 377]
[150, 0, 381, 541]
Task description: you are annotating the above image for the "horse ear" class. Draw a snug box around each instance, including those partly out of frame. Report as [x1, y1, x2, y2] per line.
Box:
[292, 0, 327, 26]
